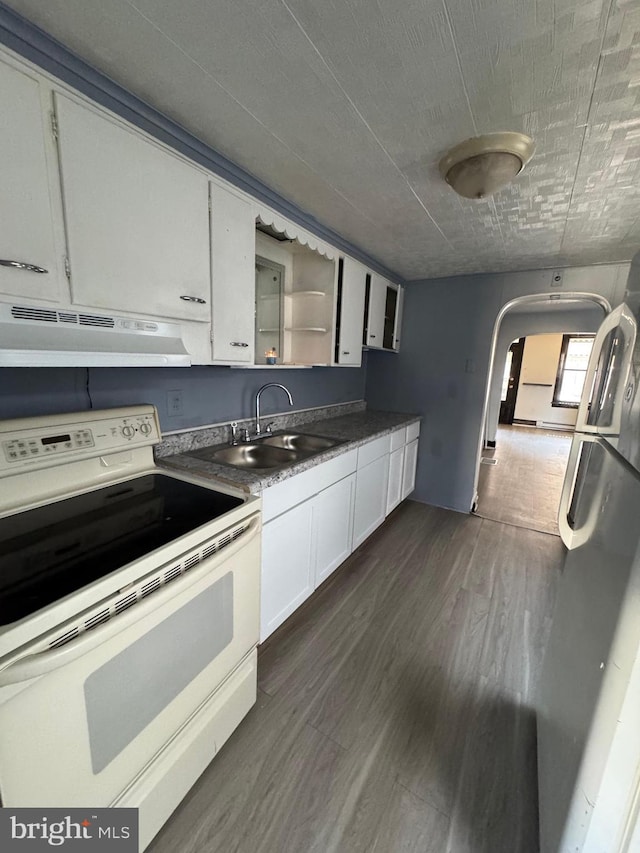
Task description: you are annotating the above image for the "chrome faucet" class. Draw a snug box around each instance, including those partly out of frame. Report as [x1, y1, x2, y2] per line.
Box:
[254, 383, 293, 437]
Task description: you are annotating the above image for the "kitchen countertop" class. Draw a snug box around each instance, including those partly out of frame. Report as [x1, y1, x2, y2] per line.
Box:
[157, 409, 420, 494]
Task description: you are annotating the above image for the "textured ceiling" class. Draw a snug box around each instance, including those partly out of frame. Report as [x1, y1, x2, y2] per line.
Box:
[4, 0, 640, 280]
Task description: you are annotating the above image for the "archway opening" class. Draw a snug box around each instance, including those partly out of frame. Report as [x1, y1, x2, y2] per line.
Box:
[473, 293, 611, 534]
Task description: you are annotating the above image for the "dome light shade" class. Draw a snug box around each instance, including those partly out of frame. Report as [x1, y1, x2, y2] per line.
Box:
[439, 132, 535, 199]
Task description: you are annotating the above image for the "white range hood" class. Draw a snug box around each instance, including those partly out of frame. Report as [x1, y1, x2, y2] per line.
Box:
[0, 302, 191, 367]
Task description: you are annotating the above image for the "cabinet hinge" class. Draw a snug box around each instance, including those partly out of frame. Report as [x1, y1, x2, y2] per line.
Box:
[210, 330, 215, 343]
[64, 256, 71, 281]
[208, 194, 212, 213]
[50, 112, 59, 140]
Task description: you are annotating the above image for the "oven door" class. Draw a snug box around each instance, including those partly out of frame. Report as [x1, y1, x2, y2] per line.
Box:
[0, 514, 260, 825]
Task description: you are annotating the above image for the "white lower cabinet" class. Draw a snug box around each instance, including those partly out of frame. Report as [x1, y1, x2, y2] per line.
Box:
[353, 454, 389, 549]
[260, 425, 419, 642]
[352, 431, 392, 550]
[386, 446, 405, 514]
[260, 499, 315, 643]
[314, 473, 356, 586]
[402, 438, 419, 499]
[260, 451, 357, 642]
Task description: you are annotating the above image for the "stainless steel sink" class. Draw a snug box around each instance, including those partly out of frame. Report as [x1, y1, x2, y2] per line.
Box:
[190, 431, 345, 471]
[261, 432, 342, 452]
[192, 443, 302, 470]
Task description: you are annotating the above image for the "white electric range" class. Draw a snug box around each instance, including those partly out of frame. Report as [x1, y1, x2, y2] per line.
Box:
[0, 405, 261, 850]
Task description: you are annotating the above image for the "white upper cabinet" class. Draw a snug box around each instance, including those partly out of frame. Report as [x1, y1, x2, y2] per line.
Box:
[392, 286, 404, 351]
[254, 224, 337, 366]
[54, 94, 211, 323]
[364, 273, 387, 348]
[334, 256, 366, 366]
[210, 182, 255, 363]
[0, 59, 66, 303]
[364, 274, 402, 351]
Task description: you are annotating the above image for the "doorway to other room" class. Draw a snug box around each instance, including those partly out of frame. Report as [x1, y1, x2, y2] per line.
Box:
[474, 292, 610, 536]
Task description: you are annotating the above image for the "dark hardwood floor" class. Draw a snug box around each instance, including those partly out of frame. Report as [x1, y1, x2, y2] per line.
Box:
[477, 425, 573, 535]
[149, 501, 564, 853]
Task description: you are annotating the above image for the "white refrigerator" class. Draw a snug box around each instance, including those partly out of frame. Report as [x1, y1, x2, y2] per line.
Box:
[538, 252, 640, 852]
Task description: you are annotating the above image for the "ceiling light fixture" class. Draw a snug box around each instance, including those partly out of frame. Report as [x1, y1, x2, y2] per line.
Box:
[439, 132, 535, 199]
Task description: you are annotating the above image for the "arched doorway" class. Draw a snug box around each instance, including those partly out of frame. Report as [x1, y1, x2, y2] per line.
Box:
[472, 293, 611, 533]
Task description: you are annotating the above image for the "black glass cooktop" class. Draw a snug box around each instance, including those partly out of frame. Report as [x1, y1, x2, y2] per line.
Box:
[0, 474, 244, 626]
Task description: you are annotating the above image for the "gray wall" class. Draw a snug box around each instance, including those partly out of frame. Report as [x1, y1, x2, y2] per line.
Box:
[486, 305, 606, 444]
[0, 361, 367, 430]
[366, 264, 629, 513]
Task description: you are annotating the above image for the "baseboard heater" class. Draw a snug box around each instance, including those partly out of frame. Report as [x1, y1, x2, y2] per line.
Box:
[537, 421, 575, 431]
[512, 418, 575, 431]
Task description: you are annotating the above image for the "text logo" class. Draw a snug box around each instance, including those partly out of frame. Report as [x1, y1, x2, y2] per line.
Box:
[0, 809, 138, 851]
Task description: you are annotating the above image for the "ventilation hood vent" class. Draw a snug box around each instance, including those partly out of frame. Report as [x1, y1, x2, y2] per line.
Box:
[0, 303, 191, 367]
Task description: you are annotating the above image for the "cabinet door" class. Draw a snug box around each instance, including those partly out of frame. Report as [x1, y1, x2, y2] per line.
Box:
[402, 439, 419, 499]
[210, 182, 255, 363]
[314, 473, 356, 586]
[0, 59, 65, 302]
[386, 446, 405, 515]
[260, 500, 314, 642]
[54, 94, 210, 322]
[392, 286, 404, 351]
[364, 273, 386, 348]
[335, 257, 366, 365]
[353, 454, 389, 549]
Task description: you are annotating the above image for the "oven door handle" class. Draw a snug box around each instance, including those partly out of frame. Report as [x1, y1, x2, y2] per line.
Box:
[0, 517, 260, 687]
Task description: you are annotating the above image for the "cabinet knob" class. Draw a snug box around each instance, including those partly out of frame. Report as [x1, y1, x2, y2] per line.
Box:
[0, 259, 49, 274]
[180, 295, 206, 304]
[230, 341, 249, 347]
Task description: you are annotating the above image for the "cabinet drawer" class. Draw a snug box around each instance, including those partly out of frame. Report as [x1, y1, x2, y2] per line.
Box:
[406, 421, 421, 443]
[357, 435, 391, 469]
[261, 448, 357, 523]
[390, 428, 406, 453]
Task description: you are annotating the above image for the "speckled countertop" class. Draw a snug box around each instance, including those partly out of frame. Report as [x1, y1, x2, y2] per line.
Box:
[156, 408, 420, 494]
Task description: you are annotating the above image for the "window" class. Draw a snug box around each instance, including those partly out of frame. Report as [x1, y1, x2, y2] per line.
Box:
[552, 334, 595, 408]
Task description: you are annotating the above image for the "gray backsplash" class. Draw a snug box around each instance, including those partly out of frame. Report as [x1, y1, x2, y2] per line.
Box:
[155, 400, 366, 457]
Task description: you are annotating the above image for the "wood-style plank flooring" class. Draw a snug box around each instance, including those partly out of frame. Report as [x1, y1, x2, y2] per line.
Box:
[477, 425, 572, 535]
[149, 501, 564, 853]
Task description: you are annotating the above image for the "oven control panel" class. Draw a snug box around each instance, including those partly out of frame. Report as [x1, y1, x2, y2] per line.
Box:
[3, 429, 95, 461]
[0, 406, 161, 471]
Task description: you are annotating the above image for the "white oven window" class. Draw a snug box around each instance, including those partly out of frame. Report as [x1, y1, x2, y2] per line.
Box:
[84, 572, 233, 773]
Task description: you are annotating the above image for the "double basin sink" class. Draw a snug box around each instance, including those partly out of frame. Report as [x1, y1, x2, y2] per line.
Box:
[191, 431, 345, 471]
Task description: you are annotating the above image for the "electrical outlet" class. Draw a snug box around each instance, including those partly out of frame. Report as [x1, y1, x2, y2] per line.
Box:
[167, 390, 183, 416]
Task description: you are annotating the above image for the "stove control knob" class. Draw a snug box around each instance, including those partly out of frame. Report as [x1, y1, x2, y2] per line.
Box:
[122, 425, 135, 438]
[139, 422, 152, 436]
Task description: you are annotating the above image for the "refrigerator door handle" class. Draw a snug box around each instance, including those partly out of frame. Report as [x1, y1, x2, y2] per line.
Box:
[558, 434, 600, 550]
[576, 304, 636, 433]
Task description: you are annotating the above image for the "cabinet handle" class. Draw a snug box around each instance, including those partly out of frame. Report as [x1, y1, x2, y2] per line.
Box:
[180, 295, 207, 304]
[230, 341, 249, 347]
[0, 259, 49, 274]
[342, 351, 350, 355]
[370, 334, 376, 339]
